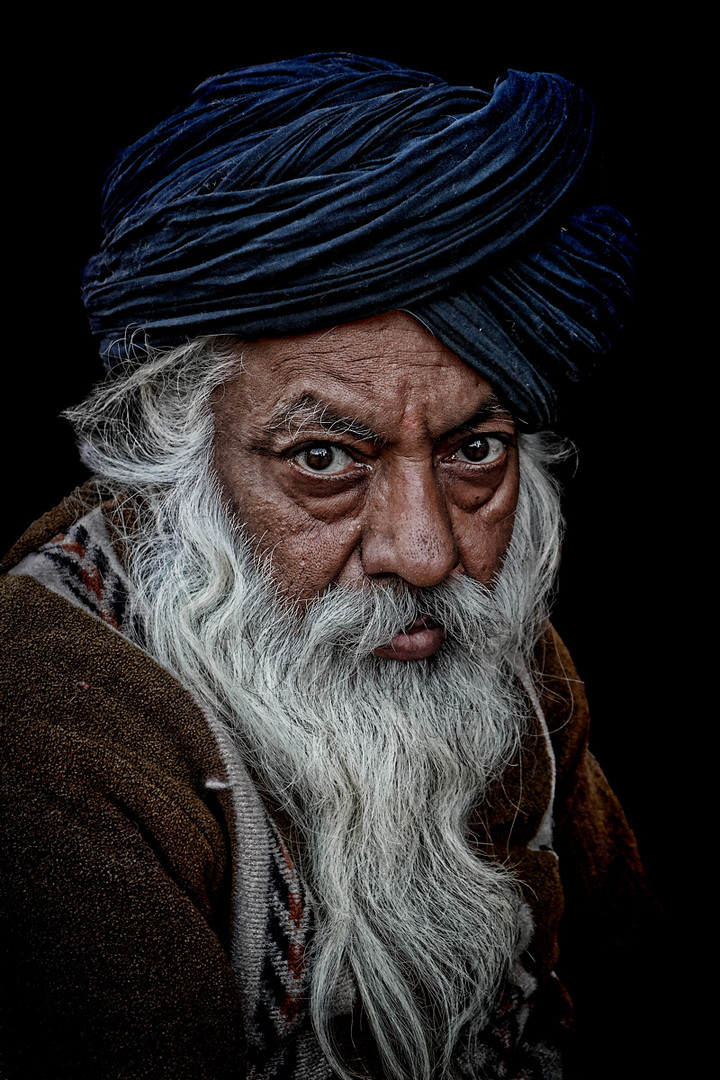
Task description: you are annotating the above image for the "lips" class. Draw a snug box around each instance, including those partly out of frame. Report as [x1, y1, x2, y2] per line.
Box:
[373, 617, 446, 661]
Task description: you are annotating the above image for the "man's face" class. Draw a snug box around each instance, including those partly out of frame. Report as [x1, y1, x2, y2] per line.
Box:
[212, 311, 520, 656]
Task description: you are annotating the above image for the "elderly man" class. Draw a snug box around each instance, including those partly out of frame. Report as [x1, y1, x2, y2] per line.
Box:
[1, 56, 658, 1079]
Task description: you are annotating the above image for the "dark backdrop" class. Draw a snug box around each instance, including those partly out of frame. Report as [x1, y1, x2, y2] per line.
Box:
[5, 15, 695, 931]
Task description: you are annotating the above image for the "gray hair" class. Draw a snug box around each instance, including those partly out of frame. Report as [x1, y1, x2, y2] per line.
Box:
[67, 337, 568, 1080]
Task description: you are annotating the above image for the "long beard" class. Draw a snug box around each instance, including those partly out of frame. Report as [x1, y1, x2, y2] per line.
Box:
[122, 447, 559, 1080]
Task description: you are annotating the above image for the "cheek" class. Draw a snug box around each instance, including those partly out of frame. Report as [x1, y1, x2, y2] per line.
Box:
[455, 464, 520, 585]
[260, 521, 361, 598]
[216, 459, 361, 598]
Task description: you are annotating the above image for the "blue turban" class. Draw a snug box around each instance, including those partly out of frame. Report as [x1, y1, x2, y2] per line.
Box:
[82, 54, 636, 429]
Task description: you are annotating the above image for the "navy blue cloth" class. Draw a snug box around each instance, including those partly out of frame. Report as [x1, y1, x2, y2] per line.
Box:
[82, 54, 636, 429]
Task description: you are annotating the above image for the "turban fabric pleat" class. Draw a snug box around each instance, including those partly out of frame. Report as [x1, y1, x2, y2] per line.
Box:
[82, 54, 636, 429]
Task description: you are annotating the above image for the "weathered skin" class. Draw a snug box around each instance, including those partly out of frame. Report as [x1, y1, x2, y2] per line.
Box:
[212, 310, 520, 658]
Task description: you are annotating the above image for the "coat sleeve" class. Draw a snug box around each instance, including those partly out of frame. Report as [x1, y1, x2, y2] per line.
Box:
[0, 574, 248, 1079]
[0, 713, 248, 1080]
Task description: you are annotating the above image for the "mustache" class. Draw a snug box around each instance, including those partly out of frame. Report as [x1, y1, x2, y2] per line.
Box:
[262, 571, 504, 662]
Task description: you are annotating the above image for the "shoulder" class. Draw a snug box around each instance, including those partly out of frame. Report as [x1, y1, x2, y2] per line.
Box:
[1, 486, 220, 782]
[1, 484, 103, 574]
[2, 570, 220, 771]
[1, 563, 233, 895]
[0, 575, 250, 1076]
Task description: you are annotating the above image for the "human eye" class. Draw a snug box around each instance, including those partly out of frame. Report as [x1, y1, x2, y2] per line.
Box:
[452, 434, 509, 465]
[291, 442, 356, 476]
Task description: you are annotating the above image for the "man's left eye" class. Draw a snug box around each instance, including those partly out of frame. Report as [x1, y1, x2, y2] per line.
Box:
[292, 444, 355, 475]
[453, 435, 507, 464]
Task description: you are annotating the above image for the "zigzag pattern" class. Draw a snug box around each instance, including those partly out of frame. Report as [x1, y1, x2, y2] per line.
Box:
[249, 822, 314, 1051]
[245, 821, 319, 1078]
[20, 516, 129, 630]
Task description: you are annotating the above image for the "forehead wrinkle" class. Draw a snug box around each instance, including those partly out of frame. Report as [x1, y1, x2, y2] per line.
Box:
[244, 319, 514, 441]
[267, 346, 398, 377]
[258, 352, 384, 408]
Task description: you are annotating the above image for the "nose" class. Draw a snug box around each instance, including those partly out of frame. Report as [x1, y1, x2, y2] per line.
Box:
[360, 460, 459, 587]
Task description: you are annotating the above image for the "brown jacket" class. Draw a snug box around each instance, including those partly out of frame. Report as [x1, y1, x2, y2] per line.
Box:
[0, 490, 658, 1078]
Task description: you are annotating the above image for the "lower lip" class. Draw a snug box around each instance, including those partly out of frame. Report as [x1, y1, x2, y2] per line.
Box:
[373, 620, 446, 661]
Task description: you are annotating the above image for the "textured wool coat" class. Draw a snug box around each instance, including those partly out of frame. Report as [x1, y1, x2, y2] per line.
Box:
[0, 488, 659, 1079]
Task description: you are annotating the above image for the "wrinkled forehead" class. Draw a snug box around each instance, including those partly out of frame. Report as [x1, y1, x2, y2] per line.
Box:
[228, 311, 516, 440]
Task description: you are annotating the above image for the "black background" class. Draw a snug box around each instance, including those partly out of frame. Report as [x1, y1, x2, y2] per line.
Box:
[4, 13, 698, 935]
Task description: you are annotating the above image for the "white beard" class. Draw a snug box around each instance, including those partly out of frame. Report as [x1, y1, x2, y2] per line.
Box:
[121, 438, 561, 1080]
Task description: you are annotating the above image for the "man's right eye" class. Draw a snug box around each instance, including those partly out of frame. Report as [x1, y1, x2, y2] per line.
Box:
[291, 444, 355, 475]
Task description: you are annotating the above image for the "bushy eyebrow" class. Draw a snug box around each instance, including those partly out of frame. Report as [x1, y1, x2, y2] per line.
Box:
[265, 394, 384, 443]
[264, 391, 515, 445]
[451, 397, 516, 436]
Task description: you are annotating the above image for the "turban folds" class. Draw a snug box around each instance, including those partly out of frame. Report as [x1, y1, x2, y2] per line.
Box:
[82, 54, 636, 429]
